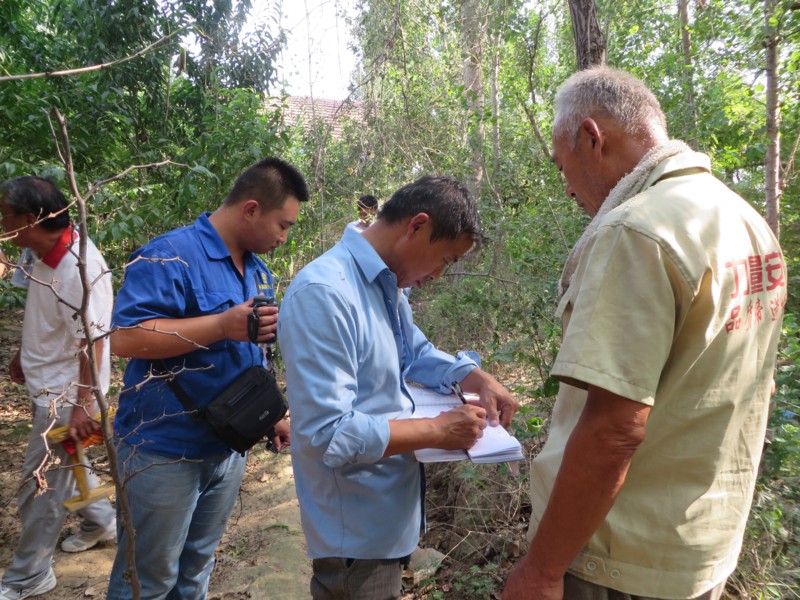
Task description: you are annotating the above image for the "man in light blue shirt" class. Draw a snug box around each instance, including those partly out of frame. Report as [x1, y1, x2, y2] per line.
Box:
[278, 175, 518, 600]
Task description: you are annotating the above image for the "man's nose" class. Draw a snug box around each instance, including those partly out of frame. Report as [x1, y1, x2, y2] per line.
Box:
[565, 183, 576, 199]
[429, 266, 445, 282]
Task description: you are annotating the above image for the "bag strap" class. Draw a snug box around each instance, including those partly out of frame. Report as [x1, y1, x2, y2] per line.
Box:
[155, 360, 202, 418]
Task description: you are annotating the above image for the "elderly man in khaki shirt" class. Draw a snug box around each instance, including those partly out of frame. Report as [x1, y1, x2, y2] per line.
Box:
[503, 67, 786, 600]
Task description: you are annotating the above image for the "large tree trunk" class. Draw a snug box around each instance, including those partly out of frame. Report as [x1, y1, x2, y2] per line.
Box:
[764, 0, 781, 238]
[461, 0, 486, 202]
[567, 0, 606, 69]
[678, 0, 699, 148]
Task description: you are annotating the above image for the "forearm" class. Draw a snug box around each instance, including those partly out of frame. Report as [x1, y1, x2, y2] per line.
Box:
[385, 418, 440, 456]
[70, 339, 106, 440]
[385, 404, 487, 457]
[458, 368, 489, 393]
[525, 427, 634, 580]
[111, 315, 225, 359]
[523, 387, 649, 582]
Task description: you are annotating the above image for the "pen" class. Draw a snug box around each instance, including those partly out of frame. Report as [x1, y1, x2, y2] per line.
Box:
[451, 381, 475, 460]
[450, 381, 469, 404]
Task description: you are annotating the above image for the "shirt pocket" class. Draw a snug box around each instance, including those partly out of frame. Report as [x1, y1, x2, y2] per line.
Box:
[193, 288, 236, 351]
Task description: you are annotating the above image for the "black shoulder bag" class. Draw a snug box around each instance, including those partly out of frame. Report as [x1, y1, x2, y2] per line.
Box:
[157, 297, 287, 455]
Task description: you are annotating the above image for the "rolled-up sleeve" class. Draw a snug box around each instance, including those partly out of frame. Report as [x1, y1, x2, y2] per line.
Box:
[279, 282, 391, 467]
[403, 312, 479, 393]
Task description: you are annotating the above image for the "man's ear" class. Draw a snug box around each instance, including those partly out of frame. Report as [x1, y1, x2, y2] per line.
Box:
[406, 212, 431, 238]
[581, 118, 604, 158]
[242, 199, 260, 219]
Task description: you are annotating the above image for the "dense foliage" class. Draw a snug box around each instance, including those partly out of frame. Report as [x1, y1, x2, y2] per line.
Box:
[1, 0, 798, 596]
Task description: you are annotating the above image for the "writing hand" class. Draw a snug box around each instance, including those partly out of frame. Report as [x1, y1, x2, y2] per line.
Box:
[433, 404, 487, 450]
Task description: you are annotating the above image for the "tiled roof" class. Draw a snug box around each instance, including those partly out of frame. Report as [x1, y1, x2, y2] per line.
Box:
[269, 96, 367, 139]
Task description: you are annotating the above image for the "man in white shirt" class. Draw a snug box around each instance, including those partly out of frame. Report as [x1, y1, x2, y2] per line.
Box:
[0, 176, 116, 600]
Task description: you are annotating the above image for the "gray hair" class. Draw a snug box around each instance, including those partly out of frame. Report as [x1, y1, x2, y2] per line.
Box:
[553, 66, 667, 147]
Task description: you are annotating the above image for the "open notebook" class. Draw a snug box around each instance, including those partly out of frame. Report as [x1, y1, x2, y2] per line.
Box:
[408, 385, 523, 464]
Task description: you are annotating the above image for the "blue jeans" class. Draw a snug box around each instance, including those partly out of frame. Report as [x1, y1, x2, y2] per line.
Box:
[106, 441, 247, 600]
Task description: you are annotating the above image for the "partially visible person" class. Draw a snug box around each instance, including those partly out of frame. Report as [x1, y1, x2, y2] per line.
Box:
[503, 67, 786, 600]
[106, 157, 309, 600]
[0, 248, 36, 289]
[352, 193, 379, 231]
[279, 175, 519, 600]
[0, 247, 34, 286]
[11, 248, 35, 289]
[0, 176, 116, 600]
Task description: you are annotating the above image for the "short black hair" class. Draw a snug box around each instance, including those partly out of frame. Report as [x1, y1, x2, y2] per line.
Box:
[225, 157, 309, 210]
[0, 176, 70, 231]
[357, 194, 378, 210]
[379, 176, 482, 245]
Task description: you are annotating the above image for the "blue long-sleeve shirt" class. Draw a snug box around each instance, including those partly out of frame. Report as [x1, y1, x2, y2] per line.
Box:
[278, 226, 478, 559]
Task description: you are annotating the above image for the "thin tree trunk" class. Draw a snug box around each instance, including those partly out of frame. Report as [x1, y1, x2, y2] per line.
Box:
[567, 0, 607, 69]
[461, 0, 486, 202]
[52, 107, 142, 600]
[764, 0, 781, 237]
[519, 11, 550, 159]
[678, 0, 699, 148]
[491, 33, 501, 176]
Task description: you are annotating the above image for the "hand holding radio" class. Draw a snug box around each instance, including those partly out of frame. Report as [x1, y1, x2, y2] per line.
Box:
[247, 295, 278, 345]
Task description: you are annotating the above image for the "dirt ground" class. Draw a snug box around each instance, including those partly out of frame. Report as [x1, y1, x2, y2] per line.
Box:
[0, 306, 312, 599]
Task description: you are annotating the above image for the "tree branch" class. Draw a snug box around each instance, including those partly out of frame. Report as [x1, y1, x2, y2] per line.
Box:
[442, 271, 518, 285]
[0, 34, 177, 83]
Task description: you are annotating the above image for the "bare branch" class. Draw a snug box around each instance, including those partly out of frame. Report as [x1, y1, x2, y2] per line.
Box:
[0, 35, 178, 83]
[113, 320, 211, 353]
[0, 203, 72, 244]
[123, 254, 189, 270]
[122, 364, 215, 394]
[442, 272, 517, 285]
[781, 127, 800, 189]
[50, 107, 143, 599]
[86, 160, 188, 199]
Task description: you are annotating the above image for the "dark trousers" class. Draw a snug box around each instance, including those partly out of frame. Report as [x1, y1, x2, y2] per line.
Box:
[311, 557, 409, 600]
[564, 573, 727, 600]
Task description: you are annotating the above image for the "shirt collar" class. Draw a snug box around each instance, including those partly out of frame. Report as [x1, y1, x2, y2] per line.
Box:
[341, 225, 396, 285]
[643, 149, 712, 191]
[41, 225, 77, 268]
[195, 212, 233, 261]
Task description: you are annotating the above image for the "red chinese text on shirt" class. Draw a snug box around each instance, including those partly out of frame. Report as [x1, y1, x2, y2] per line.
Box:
[725, 252, 786, 334]
[726, 252, 786, 299]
